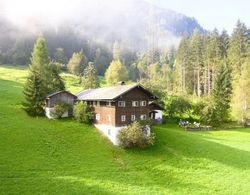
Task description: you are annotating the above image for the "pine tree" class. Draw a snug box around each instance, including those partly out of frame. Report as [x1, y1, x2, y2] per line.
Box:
[48, 62, 65, 92]
[174, 34, 191, 94]
[82, 62, 99, 89]
[205, 29, 221, 94]
[211, 63, 232, 122]
[23, 70, 45, 116]
[228, 20, 249, 78]
[190, 29, 204, 96]
[67, 50, 87, 76]
[23, 36, 65, 116]
[219, 30, 230, 59]
[105, 60, 128, 86]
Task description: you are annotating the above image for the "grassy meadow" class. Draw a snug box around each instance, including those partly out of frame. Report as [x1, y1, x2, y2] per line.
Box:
[0, 65, 250, 194]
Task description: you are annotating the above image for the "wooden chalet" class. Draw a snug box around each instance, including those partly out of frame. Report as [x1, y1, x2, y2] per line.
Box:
[76, 82, 163, 145]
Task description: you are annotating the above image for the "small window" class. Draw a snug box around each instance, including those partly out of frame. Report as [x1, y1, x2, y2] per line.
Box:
[108, 129, 111, 136]
[140, 114, 146, 120]
[140, 101, 147, 106]
[106, 101, 112, 106]
[96, 114, 100, 121]
[118, 101, 125, 107]
[132, 101, 139, 107]
[121, 115, 126, 122]
[107, 115, 112, 122]
[131, 115, 136, 121]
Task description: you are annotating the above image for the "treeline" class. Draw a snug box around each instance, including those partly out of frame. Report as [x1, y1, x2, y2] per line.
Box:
[164, 20, 249, 125]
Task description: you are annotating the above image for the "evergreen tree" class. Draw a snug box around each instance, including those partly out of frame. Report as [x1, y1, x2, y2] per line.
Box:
[82, 62, 99, 89]
[94, 48, 111, 75]
[228, 20, 249, 78]
[30, 37, 49, 73]
[67, 50, 87, 76]
[54, 48, 67, 64]
[22, 70, 45, 116]
[105, 60, 128, 86]
[174, 34, 191, 94]
[48, 62, 65, 92]
[190, 29, 204, 96]
[211, 63, 232, 122]
[219, 30, 230, 58]
[23, 36, 65, 116]
[204, 29, 221, 94]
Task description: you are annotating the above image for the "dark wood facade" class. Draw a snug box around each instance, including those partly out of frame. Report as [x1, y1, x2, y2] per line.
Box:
[45, 91, 76, 108]
[87, 86, 158, 127]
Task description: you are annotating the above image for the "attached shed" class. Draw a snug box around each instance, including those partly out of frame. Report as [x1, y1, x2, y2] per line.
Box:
[149, 102, 164, 124]
[45, 91, 77, 119]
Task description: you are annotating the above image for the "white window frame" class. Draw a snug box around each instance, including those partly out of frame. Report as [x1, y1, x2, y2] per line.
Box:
[106, 101, 112, 106]
[107, 115, 112, 122]
[118, 101, 125, 107]
[121, 115, 126, 122]
[131, 115, 136, 121]
[132, 101, 139, 107]
[140, 100, 147, 107]
[96, 114, 100, 121]
[140, 114, 146, 120]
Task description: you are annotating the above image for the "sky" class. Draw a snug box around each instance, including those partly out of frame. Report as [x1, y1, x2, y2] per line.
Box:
[0, 0, 249, 34]
[148, 0, 250, 33]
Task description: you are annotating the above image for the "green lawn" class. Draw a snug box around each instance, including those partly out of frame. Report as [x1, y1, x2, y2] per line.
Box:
[0, 65, 250, 194]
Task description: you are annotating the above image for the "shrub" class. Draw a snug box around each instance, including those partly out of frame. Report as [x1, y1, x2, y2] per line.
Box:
[118, 121, 155, 148]
[73, 101, 93, 124]
[51, 101, 71, 119]
[162, 92, 192, 118]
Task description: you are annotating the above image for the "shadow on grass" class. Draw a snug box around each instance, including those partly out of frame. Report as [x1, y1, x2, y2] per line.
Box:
[54, 168, 210, 194]
[125, 125, 250, 170]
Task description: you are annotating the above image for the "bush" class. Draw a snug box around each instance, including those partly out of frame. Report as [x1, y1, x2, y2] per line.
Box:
[162, 92, 192, 118]
[118, 121, 155, 148]
[73, 101, 93, 124]
[51, 101, 71, 118]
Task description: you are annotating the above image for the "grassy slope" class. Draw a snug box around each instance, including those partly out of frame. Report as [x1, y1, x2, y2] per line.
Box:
[0, 65, 250, 194]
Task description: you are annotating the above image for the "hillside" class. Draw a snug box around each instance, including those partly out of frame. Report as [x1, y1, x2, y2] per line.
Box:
[0, 64, 250, 194]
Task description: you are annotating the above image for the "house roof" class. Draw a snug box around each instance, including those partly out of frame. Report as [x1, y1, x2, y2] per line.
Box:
[76, 83, 157, 101]
[149, 102, 164, 110]
[46, 90, 77, 99]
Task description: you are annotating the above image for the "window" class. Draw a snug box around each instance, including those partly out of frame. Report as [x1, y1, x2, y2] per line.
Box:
[96, 114, 100, 121]
[107, 115, 112, 122]
[140, 114, 146, 120]
[131, 115, 136, 121]
[121, 115, 126, 122]
[118, 101, 125, 107]
[106, 101, 112, 106]
[108, 129, 111, 136]
[140, 101, 147, 106]
[132, 101, 139, 107]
